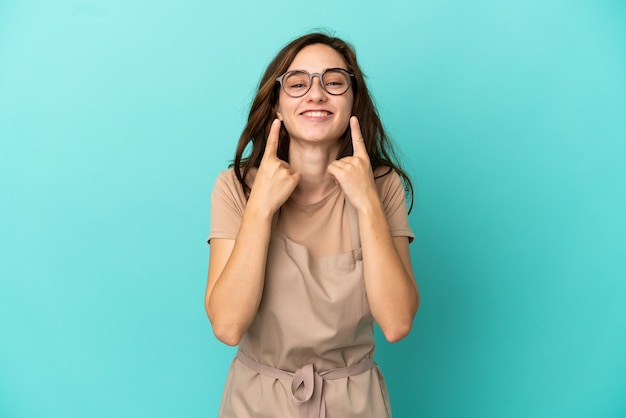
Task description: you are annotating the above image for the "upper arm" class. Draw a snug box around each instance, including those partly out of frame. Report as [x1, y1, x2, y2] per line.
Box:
[376, 169, 415, 242]
[205, 238, 235, 311]
[393, 235, 416, 283]
[205, 170, 245, 310]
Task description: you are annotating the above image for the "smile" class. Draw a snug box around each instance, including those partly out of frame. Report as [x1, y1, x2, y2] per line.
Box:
[301, 111, 332, 117]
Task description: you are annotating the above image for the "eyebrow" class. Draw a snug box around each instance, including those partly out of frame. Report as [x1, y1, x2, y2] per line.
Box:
[285, 67, 349, 73]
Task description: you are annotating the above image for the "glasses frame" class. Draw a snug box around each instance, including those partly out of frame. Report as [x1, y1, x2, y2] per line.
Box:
[276, 68, 355, 98]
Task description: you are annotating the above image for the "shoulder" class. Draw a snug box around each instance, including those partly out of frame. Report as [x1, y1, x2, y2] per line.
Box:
[372, 166, 414, 241]
[373, 166, 405, 195]
[213, 167, 258, 194]
[211, 169, 245, 207]
[373, 166, 411, 214]
[212, 168, 239, 195]
[209, 169, 248, 241]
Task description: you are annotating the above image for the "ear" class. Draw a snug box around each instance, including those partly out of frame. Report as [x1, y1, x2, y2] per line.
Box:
[276, 110, 283, 121]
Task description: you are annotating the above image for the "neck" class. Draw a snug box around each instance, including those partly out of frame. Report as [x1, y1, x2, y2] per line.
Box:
[288, 140, 340, 204]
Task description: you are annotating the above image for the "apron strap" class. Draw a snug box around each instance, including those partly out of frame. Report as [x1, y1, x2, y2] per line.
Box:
[345, 200, 361, 251]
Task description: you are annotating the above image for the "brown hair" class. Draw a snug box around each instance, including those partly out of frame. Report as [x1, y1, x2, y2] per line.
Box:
[232, 32, 414, 211]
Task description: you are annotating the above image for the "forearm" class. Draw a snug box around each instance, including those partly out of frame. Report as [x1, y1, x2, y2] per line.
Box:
[358, 190, 419, 342]
[207, 204, 273, 345]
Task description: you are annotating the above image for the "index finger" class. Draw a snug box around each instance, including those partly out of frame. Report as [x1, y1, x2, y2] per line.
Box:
[263, 119, 281, 160]
[350, 116, 368, 157]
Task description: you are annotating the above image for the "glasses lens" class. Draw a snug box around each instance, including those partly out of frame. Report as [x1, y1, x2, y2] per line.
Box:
[322, 69, 351, 95]
[283, 71, 310, 97]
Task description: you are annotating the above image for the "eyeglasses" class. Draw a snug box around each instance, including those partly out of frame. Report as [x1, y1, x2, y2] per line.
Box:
[276, 68, 355, 98]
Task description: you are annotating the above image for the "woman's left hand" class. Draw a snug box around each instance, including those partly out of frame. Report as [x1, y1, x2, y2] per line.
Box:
[329, 116, 418, 342]
[327, 116, 378, 212]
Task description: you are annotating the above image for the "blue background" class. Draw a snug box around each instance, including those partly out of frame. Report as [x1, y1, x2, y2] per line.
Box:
[1, 0, 625, 417]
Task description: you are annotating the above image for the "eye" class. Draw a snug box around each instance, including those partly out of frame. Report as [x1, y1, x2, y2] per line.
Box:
[326, 79, 346, 87]
[285, 72, 309, 90]
[323, 70, 349, 87]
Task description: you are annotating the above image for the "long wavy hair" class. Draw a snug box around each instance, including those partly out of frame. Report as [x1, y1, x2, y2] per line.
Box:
[232, 32, 414, 212]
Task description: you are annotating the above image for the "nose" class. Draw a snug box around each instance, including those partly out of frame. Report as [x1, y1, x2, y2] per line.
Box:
[306, 74, 327, 101]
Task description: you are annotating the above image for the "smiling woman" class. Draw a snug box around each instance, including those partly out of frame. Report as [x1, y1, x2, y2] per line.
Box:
[204, 32, 419, 417]
[275, 44, 354, 149]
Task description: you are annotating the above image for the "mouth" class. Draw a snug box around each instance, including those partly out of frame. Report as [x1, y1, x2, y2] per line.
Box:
[300, 110, 333, 117]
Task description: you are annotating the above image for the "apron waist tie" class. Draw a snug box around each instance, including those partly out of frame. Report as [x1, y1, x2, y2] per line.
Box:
[236, 350, 375, 418]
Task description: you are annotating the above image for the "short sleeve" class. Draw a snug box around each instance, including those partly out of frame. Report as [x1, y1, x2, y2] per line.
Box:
[375, 169, 414, 243]
[207, 169, 248, 243]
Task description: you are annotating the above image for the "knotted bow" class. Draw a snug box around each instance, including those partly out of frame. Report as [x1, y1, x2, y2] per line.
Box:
[237, 350, 375, 418]
[291, 363, 327, 418]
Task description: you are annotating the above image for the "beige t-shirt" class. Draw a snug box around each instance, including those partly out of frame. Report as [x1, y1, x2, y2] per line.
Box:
[208, 168, 414, 257]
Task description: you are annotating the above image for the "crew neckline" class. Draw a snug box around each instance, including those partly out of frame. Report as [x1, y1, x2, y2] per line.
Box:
[286, 184, 341, 208]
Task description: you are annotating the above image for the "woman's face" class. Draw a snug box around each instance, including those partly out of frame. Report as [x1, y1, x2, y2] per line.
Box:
[276, 43, 353, 146]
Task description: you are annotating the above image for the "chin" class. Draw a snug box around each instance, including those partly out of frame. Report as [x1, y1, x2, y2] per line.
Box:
[294, 128, 343, 143]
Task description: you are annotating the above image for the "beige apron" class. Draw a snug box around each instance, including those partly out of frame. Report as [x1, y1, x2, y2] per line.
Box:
[218, 200, 392, 418]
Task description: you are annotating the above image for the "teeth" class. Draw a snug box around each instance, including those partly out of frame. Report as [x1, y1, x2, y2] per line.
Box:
[303, 111, 329, 117]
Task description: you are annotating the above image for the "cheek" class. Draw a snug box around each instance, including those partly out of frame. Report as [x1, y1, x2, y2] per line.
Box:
[275, 99, 295, 122]
[340, 97, 354, 121]
[345, 94, 354, 113]
[275, 103, 283, 120]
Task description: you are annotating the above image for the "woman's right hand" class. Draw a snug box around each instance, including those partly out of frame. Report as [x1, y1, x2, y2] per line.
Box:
[206, 119, 298, 346]
[248, 119, 301, 217]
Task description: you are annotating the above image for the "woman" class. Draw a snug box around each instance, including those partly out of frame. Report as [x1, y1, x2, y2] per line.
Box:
[205, 32, 419, 417]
